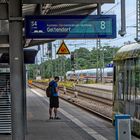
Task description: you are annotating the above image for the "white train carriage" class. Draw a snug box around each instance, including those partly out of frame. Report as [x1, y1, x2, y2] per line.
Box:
[66, 67, 113, 82]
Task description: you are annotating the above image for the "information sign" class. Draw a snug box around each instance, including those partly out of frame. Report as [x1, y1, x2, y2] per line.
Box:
[106, 63, 113, 67]
[57, 41, 70, 55]
[25, 15, 116, 39]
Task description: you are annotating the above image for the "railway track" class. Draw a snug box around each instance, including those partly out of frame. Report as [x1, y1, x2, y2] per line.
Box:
[30, 82, 113, 122]
[66, 88, 112, 106]
[32, 81, 113, 105]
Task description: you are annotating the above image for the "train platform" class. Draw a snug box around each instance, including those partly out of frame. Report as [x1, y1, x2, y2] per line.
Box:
[77, 83, 113, 91]
[75, 83, 113, 100]
[0, 87, 139, 140]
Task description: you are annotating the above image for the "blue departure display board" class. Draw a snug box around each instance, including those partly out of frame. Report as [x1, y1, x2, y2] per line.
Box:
[25, 15, 116, 39]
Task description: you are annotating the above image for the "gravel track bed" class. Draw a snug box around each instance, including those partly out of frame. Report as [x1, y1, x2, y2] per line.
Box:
[60, 92, 112, 118]
[66, 88, 113, 105]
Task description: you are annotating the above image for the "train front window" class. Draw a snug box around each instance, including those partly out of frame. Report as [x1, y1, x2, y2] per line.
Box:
[107, 72, 113, 76]
[116, 61, 125, 100]
[135, 72, 140, 97]
[83, 73, 87, 76]
[89, 72, 96, 76]
[135, 59, 140, 119]
[135, 59, 140, 104]
[125, 59, 135, 102]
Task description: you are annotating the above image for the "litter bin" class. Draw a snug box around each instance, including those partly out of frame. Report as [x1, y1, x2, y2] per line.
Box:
[115, 114, 131, 140]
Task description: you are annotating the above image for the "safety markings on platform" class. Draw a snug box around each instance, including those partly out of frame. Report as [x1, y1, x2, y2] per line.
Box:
[31, 89, 108, 140]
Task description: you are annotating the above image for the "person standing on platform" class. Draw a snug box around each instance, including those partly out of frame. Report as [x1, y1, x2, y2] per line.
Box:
[49, 76, 60, 119]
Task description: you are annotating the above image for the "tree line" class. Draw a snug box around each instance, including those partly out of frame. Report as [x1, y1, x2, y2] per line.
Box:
[28, 45, 119, 79]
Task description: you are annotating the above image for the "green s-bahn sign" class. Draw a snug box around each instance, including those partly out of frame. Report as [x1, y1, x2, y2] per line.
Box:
[25, 15, 116, 39]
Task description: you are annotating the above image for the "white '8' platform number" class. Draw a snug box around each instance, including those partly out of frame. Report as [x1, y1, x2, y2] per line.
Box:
[100, 21, 106, 30]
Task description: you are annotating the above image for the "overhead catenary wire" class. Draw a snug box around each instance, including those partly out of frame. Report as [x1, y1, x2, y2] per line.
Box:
[103, 2, 120, 14]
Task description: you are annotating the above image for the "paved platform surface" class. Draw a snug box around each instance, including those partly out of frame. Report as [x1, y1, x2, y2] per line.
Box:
[0, 87, 139, 140]
[77, 83, 113, 91]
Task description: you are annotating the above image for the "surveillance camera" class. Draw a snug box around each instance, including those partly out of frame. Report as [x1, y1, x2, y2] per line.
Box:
[118, 30, 126, 37]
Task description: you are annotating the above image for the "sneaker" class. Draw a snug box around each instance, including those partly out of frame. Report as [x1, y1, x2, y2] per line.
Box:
[54, 117, 61, 120]
[49, 117, 53, 120]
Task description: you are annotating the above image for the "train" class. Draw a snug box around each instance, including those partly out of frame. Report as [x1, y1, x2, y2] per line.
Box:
[66, 67, 113, 82]
[113, 42, 140, 137]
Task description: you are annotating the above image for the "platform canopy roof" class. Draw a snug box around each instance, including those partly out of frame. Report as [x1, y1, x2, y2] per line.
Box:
[0, 0, 114, 48]
[0, 0, 114, 63]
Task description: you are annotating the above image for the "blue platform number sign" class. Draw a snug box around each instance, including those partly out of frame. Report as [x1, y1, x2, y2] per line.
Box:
[25, 15, 116, 39]
[106, 63, 114, 67]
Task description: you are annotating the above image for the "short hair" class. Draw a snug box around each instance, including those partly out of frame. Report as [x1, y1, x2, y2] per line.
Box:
[54, 76, 59, 80]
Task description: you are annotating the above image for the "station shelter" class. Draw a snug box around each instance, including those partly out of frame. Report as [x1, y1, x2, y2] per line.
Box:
[0, 0, 115, 139]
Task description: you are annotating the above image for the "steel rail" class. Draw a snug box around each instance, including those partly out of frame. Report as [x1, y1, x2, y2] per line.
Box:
[66, 88, 113, 106]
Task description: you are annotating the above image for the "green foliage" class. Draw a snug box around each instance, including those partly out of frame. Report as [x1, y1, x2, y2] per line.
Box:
[27, 64, 38, 80]
[28, 46, 120, 79]
[59, 81, 74, 88]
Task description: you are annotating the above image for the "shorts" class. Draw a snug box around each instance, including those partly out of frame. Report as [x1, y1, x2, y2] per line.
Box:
[49, 96, 59, 108]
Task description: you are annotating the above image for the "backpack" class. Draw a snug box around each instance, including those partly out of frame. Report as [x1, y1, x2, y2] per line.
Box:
[46, 86, 51, 97]
[46, 81, 56, 97]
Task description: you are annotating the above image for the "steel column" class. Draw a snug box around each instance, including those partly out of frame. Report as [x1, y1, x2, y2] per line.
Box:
[135, 0, 140, 42]
[9, 0, 25, 140]
[118, 0, 126, 36]
[23, 65, 27, 134]
[96, 3, 101, 83]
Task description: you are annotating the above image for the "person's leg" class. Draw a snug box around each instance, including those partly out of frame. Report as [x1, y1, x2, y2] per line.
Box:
[54, 97, 60, 119]
[54, 107, 57, 118]
[49, 98, 53, 119]
[49, 107, 53, 119]
[54, 108, 60, 119]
